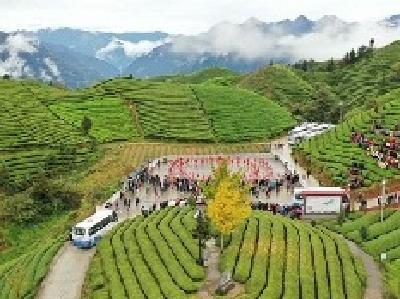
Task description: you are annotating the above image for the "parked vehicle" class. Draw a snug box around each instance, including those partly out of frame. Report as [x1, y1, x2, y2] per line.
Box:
[71, 210, 116, 249]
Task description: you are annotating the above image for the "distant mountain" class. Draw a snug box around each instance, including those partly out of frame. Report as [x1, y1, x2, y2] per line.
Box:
[0, 32, 118, 88]
[386, 14, 400, 26]
[33, 28, 169, 71]
[123, 14, 400, 77]
[2, 14, 400, 85]
[42, 43, 118, 87]
[124, 42, 290, 77]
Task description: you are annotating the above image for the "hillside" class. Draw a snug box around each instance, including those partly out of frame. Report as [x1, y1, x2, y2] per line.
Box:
[0, 76, 294, 194]
[326, 40, 400, 109]
[192, 84, 295, 141]
[238, 65, 315, 119]
[239, 41, 400, 123]
[84, 208, 365, 299]
[94, 77, 295, 142]
[152, 67, 238, 84]
[294, 88, 400, 195]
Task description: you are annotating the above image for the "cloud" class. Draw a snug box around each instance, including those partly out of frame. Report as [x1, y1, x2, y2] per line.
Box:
[96, 38, 168, 60]
[170, 19, 400, 62]
[0, 33, 38, 77]
[280, 20, 400, 61]
[43, 57, 60, 78]
[0, 0, 400, 34]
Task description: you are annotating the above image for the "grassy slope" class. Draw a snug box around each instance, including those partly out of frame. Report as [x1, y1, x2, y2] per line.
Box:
[193, 84, 296, 142]
[330, 40, 400, 109]
[239, 41, 400, 122]
[49, 91, 139, 143]
[238, 64, 314, 118]
[151, 67, 238, 84]
[299, 40, 400, 113]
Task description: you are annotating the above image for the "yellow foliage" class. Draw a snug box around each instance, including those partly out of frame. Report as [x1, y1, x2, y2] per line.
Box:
[207, 178, 251, 235]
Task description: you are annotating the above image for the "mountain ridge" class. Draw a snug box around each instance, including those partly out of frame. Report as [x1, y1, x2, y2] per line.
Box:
[1, 14, 400, 87]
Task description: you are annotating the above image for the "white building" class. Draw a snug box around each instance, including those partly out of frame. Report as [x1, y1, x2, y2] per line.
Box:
[293, 187, 348, 217]
[288, 122, 335, 145]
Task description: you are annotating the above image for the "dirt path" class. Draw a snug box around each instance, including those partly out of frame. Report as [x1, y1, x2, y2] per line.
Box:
[197, 239, 245, 298]
[345, 240, 383, 299]
[198, 239, 221, 298]
[36, 243, 95, 299]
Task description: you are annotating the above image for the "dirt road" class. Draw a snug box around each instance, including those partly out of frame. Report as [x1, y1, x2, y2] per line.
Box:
[346, 240, 383, 299]
[36, 243, 95, 299]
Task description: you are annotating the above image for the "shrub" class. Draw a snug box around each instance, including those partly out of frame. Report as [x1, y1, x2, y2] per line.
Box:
[245, 214, 270, 296]
[234, 217, 257, 283]
[360, 226, 368, 241]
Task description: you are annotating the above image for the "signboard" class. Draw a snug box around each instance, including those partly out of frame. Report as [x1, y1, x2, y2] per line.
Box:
[305, 195, 341, 214]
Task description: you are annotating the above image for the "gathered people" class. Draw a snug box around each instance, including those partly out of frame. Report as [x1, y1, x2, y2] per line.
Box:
[351, 127, 400, 169]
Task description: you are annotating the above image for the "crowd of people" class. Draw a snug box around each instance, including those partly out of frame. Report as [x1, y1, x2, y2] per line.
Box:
[118, 156, 302, 217]
[351, 126, 400, 169]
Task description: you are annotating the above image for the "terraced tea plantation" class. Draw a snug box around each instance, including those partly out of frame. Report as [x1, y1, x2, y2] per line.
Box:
[95, 78, 295, 142]
[0, 213, 74, 299]
[0, 236, 65, 299]
[85, 207, 204, 298]
[85, 208, 365, 299]
[0, 80, 88, 150]
[294, 88, 400, 188]
[323, 210, 400, 298]
[49, 94, 139, 143]
[192, 84, 296, 142]
[0, 80, 97, 187]
[221, 211, 365, 299]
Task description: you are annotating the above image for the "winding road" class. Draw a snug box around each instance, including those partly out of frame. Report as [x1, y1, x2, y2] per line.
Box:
[36, 244, 95, 299]
[36, 205, 137, 299]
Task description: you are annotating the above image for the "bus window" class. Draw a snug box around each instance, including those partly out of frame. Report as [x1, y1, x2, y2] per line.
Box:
[295, 194, 303, 200]
[74, 227, 86, 236]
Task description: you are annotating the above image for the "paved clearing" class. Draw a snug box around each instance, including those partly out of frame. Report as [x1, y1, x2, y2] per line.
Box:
[346, 240, 383, 299]
[36, 243, 95, 299]
[271, 137, 319, 188]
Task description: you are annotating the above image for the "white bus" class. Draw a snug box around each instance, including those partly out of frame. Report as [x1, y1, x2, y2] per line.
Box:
[71, 210, 116, 248]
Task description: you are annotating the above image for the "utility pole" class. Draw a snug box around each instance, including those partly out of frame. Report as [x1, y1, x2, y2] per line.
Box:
[339, 101, 343, 123]
[381, 180, 386, 223]
[348, 183, 354, 212]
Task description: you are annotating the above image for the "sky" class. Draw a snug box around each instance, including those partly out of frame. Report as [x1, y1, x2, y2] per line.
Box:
[0, 0, 400, 34]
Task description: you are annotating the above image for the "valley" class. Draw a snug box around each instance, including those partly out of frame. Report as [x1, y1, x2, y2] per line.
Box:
[1, 9, 400, 299]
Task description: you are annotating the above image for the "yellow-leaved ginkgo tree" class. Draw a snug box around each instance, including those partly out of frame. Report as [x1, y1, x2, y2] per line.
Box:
[207, 175, 251, 251]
